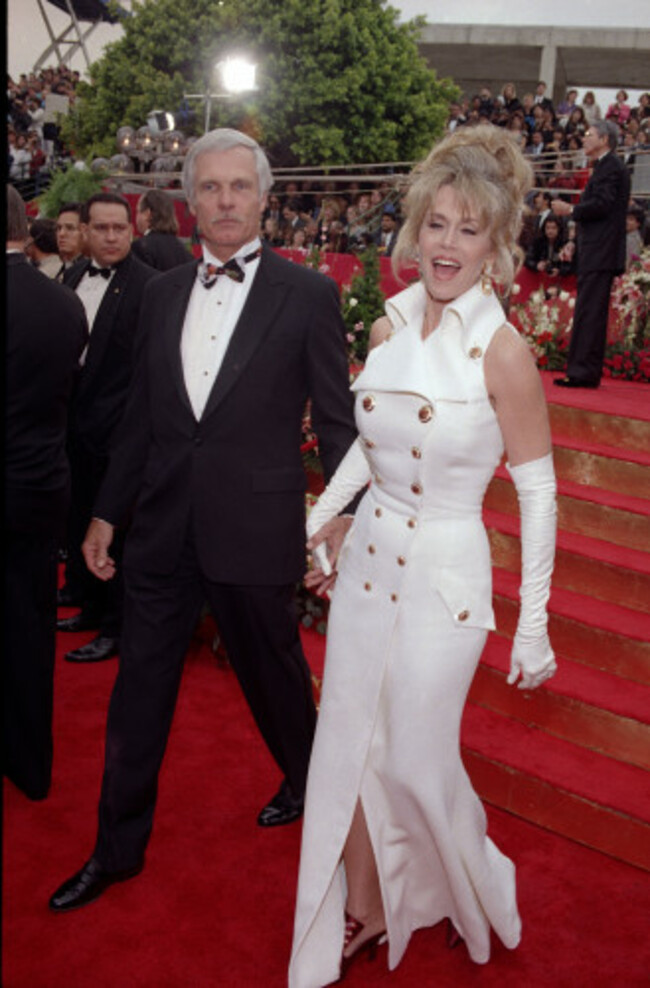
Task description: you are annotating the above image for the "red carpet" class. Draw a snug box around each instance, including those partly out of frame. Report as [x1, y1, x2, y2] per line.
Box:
[3, 626, 650, 988]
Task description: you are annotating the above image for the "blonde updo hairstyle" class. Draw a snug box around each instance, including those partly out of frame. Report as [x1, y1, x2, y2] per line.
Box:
[392, 124, 533, 292]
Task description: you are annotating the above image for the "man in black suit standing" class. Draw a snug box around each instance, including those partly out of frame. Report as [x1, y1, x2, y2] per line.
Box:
[57, 193, 155, 661]
[50, 129, 357, 911]
[131, 188, 193, 271]
[552, 120, 630, 388]
[5, 185, 88, 799]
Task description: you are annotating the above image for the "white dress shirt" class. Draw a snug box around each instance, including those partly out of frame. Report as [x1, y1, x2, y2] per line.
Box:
[181, 238, 261, 420]
[75, 264, 115, 364]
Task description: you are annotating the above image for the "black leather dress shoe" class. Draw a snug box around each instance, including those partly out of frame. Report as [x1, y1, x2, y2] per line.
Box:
[554, 376, 599, 389]
[65, 636, 119, 663]
[57, 586, 82, 607]
[57, 611, 100, 633]
[257, 781, 304, 827]
[49, 858, 143, 912]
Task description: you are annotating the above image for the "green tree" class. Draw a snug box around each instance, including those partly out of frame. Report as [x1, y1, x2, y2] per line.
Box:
[342, 246, 386, 363]
[61, 0, 458, 165]
[37, 163, 106, 217]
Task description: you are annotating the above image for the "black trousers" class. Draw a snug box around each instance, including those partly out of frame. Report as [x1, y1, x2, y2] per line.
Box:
[64, 437, 124, 637]
[94, 537, 316, 871]
[566, 269, 616, 384]
[3, 529, 59, 799]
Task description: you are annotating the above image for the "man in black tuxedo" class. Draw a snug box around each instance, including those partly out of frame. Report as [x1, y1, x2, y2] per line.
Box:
[5, 185, 88, 799]
[50, 129, 357, 911]
[131, 188, 193, 271]
[552, 120, 630, 387]
[57, 193, 155, 661]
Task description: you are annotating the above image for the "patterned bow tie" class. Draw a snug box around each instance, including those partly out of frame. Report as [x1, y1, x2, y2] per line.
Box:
[199, 247, 262, 289]
[88, 264, 113, 279]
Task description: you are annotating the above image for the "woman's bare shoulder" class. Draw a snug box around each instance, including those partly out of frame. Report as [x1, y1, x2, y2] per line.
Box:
[369, 315, 394, 350]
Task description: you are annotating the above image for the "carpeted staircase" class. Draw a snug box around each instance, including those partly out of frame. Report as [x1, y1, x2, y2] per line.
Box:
[462, 373, 650, 872]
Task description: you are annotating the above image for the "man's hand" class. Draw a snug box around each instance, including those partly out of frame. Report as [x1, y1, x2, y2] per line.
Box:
[82, 518, 117, 581]
[305, 515, 353, 596]
[551, 198, 573, 217]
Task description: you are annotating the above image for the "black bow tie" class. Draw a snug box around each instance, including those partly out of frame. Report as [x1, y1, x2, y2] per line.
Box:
[88, 264, 113, 279]
[199, 247, 262, 289]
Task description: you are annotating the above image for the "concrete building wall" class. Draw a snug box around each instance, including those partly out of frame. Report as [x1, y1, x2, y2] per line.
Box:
[417, 25, 650, 104]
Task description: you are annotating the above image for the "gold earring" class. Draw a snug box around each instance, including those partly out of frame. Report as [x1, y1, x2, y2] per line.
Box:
[480, 264, 493, 296]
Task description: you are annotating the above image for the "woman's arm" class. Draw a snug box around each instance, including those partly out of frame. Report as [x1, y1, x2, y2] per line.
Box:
[484, 328, 557, 690]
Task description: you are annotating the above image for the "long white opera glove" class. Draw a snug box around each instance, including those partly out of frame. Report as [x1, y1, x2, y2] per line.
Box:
[506, 453, 558, 690]
[307, 439, 371, 571]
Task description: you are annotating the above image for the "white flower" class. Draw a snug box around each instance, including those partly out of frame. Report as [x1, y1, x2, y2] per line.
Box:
[568, 298, 575, 309]
[348, 297, 358, 307]
[559, 291, 570, 302]
[511, 284, 521, 295]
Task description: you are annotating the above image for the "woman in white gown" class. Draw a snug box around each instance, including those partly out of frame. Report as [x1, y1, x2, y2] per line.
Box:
[289, 125, 557, 988]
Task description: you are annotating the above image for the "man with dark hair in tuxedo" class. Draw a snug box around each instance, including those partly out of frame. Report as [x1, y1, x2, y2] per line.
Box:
[131, 188, 193, 271]
[49, 129, 357, 913]
[552, 120, 630, 387]
[56, 192, 155, 661]
[5, 185, 88, 799]
[55, 201, 86, 284]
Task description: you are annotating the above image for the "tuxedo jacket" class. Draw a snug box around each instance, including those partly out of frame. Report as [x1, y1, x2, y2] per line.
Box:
[573, 152, 630, 275]
[131, 231, 193, 272]
[6, 254, 88, 535]
[95, 245, 357, 585]
[59, 255, 88, 286]
[66, 252, 156, 456]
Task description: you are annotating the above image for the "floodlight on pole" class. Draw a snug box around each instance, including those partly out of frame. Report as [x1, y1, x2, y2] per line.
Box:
[218, 57, 257, 94]
[185, 55, 258, 132]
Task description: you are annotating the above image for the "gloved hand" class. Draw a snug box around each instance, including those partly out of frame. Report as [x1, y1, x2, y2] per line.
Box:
[508, 631, 557, 690]
[506, 452, 557, 691]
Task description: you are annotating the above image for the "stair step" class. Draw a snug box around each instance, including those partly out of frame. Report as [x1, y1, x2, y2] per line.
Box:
[551, 440, 650, 499]
[470, 635, 650, 769]
[461, 704, 650, 871]
[485, 508, 650, 613]
[545, 374, 650, 455]
[548, 403, 650, 455]
[493, 568, 650, 685]
[485, 471, 650, 551]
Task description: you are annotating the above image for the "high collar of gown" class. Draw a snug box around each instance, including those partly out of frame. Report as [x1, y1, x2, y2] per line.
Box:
[352, 280, 507, 404]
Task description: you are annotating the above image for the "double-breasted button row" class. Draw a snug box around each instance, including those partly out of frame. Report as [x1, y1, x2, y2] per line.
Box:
[362, 583, 399, 604]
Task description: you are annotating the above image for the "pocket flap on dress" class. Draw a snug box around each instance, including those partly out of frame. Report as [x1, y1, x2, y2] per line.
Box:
[431, 571, 496, 631]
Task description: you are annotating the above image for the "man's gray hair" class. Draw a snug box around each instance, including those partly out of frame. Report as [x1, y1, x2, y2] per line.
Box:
[182, 128, 273, 204]
[590, 119, 620, 151]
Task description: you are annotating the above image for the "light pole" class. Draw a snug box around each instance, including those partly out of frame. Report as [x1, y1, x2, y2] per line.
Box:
[184, 56, 258, 133]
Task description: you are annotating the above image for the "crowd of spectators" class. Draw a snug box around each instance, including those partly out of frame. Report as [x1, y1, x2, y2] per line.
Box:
[7, 65, 80, 198]
[446, 83, 650, 187]
[259, 179, 403, 257]
[8, 61, 650, 272]
[446, 82, 650, 275]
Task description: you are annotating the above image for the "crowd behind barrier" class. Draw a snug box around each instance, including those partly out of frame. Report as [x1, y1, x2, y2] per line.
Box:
[7, 66, 80, 200]
[8, 65, 650, 281]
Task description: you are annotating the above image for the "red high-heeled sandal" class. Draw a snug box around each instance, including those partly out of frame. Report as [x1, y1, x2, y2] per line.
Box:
[339, 911, 387, 981]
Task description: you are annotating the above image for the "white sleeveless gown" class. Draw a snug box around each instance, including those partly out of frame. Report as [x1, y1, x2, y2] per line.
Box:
[289, 281, 522, 988]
